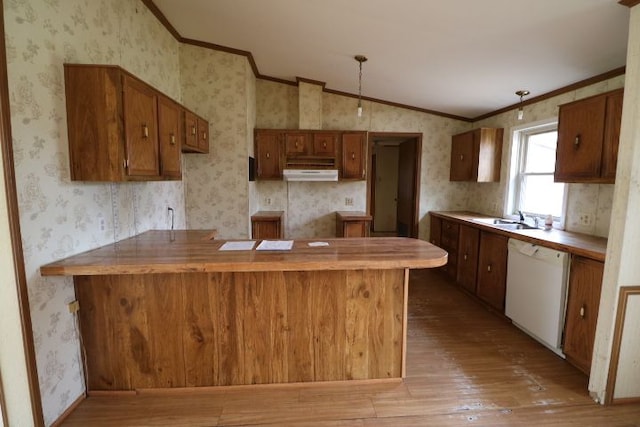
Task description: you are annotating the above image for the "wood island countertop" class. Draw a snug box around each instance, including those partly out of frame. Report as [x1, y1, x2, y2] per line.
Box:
[40, 230, 448, 276]
[430, 211, 607, 261]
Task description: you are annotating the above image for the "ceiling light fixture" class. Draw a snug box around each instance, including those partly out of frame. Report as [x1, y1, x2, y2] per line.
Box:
[516, 90, 530, 120]
[355, 55, 368, 117]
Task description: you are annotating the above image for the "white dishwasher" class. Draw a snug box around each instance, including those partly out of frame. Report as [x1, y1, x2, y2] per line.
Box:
[505, 238, 569, 357]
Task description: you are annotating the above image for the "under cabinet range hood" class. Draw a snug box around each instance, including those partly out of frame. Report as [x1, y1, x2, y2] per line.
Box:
[283, 169, 338, 182]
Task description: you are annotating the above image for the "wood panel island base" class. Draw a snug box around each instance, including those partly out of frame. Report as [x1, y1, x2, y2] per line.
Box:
[40, 231, 447, 392]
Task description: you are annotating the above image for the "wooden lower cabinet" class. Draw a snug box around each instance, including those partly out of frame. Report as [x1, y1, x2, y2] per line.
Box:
[440, 219, 459, 281]
[251, 211, 284, 239]
[429, 216, 442, 247]
[563, 256, 604, 374]
[476, 231, 508, 312]
[336, 211, 372, 237]
[457, 225, 480, 293]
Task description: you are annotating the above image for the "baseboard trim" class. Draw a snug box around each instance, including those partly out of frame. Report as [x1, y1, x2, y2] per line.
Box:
[50, 393, 85, 427]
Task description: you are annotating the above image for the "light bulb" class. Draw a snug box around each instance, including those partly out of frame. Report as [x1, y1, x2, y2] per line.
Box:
[357, 106, 363, 117]
[517, 107, 524, 120]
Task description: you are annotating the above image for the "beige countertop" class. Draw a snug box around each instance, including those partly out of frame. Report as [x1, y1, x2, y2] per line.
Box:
[430, 211, 607, 262]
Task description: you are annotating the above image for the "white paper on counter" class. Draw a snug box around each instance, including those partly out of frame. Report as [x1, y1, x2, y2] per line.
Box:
[219, 241, 256, 251]
[256, 240, 294, 251]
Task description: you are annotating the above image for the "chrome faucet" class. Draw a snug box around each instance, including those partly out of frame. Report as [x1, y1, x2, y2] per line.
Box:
[518, 210, 525, 221]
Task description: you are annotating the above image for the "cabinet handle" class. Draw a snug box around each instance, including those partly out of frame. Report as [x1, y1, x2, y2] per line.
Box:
[323, 142, 327, 148]
[266, 152, 270, 159]
[574, 135, 581, 147]
[463, 254, 468, 261]
[460, 154, 464, 161]
[202, 131, 207, 140]
[580, 305, 585, 318]
[142, 124, 149, 138]
[487, 264, 492, 272]
[351, 152, 355, 160]
[170, 134, 176, 145]
[295, 141, 299, 148]
[191, 126, 196, 136]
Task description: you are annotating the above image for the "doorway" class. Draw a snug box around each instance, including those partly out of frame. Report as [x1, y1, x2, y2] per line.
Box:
[367, 133, 422, 238]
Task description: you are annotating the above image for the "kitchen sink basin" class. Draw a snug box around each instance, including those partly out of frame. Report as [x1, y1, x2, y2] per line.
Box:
[472, 217, 539, 230]
[493, 222, 539, 230]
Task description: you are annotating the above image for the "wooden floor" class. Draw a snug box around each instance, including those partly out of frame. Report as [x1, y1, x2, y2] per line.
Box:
[61, 269, 640, 426]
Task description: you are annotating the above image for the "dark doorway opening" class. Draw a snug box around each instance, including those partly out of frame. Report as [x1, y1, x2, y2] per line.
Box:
[367, 133, 422, 238]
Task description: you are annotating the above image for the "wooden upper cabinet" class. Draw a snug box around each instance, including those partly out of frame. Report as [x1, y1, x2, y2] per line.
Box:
[285, 132, 310, 156]
[313, 132, 338, 156]
[64, 64, 204, 182]
[555, 88, 623, 183]
[182, 109, 209, 154]
[157, 95, 182, 179]
[197, 117, 209, 153]
[183, 110, 198, 151]
[255, 130, 282, 180]
[341, 132, 367, 180]
[450, 128, 503, 182]
[476, 231, 508, 312]
[563, 256, 604, 375]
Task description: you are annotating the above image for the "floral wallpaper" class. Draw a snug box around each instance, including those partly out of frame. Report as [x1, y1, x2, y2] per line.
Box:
[181, 44, 254, 238]
[4, 0, 184, 424]
[298, 81, 323, 129]
[472, 75, 625, 237]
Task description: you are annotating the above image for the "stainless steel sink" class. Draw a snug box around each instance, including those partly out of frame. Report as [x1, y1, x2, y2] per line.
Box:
[493, 222, 539, 230]
[472, 217, 539, 230]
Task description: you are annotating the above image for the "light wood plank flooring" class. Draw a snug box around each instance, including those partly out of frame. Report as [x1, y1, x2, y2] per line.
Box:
[61, 269, 640, 426]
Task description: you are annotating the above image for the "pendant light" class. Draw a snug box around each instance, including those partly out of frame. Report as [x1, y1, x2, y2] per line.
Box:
[515, 90, 530, 120]
[355, 55, 368, 117]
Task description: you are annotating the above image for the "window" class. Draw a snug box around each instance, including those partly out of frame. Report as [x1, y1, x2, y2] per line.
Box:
[508, 121, 566, 226]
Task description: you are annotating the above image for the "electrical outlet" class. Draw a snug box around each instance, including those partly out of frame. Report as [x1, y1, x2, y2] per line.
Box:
[98, 217, 105, 231]
[345, 197, 354, 206]
[68, 300, 79, 314]
[578, 212, 594, 227]
[265, 197, 272, 206]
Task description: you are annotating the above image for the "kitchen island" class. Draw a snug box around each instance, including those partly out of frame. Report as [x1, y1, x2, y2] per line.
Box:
[41, 230, 447, 392]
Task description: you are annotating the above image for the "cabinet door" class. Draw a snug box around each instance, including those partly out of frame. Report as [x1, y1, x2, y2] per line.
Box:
[197, 117, 209, 153]
[476, 231, 508, 311]
[183, 110, 199, 151]
[252, 220, 282, 239]
[157, 96, 182, 179]
[430, 216, 442, 247]
[564, 256, 604, 375]
[555, 95, 606, 181]
[342, 132, 366, 180]
[255, 131, 282, 179]
[457, 225, 480, 293]
[122, 75, 159, 178]
[450, 131, 475, 181]
[285, 132, 309, 156]
[440, 220, 459, 281]
[601, 89, 624, 181]
[312, 132, 338, 156]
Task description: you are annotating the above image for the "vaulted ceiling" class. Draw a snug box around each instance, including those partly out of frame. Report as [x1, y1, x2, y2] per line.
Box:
[152, 0, 630, 120]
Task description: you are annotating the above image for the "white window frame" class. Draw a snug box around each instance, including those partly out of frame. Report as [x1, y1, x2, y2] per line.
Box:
[505, 119, 567, 229]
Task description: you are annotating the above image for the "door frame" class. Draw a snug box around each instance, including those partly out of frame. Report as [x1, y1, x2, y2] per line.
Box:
[0, 0, 44, 424]
[366, 132, 422, 238]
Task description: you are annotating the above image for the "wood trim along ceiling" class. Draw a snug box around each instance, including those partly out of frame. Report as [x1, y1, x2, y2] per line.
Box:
[0, 0, 45, 425]
[143, 0, 627, 123]
[619, 0, 640, 8]
[605, 286, 640, 405]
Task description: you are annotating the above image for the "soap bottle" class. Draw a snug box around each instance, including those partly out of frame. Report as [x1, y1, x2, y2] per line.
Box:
[544, 214, 553, 230]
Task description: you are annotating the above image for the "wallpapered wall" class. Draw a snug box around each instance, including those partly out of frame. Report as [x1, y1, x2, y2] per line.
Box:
[180, 44, 255, 238]
[4, 0, 185, 424]
[472, 75, 625, 238]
